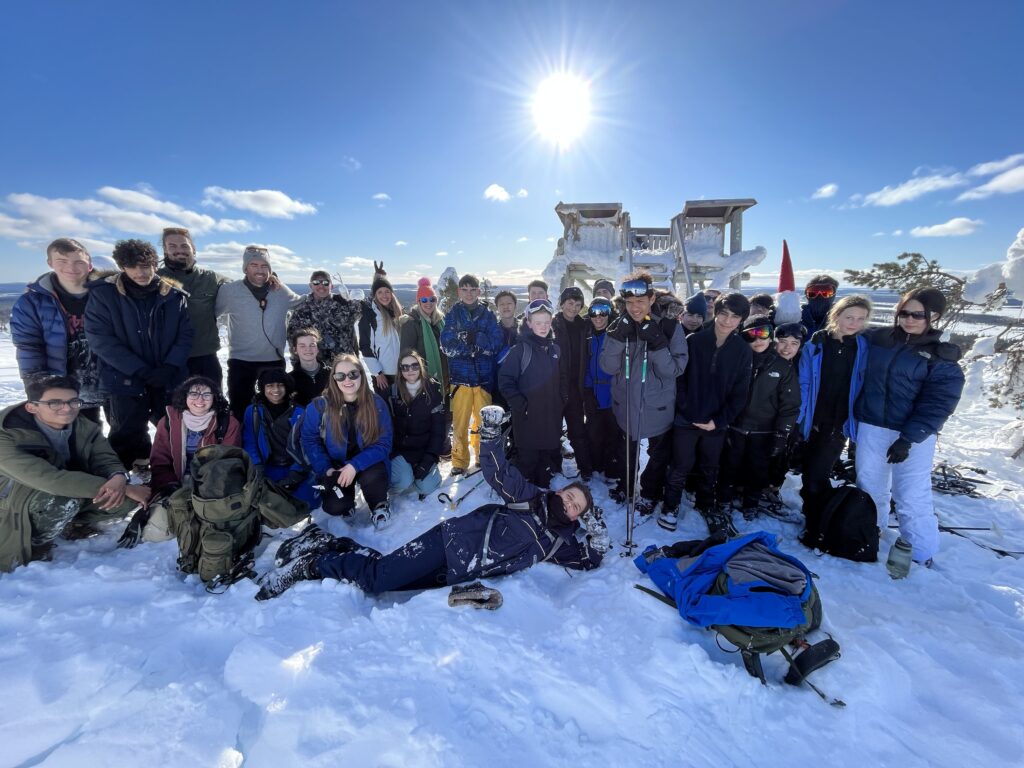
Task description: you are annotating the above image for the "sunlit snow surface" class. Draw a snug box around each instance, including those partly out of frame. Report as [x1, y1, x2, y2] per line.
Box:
[0, 333, 1021, 767]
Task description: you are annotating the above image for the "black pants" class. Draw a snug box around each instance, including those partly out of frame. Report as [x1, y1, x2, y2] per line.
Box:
[618, 429, 672, 501]
[514, 447, 560, 488]
[663, 425, 728, 511]
[317, 524, 448, 593]
[800, 427, 848, 526]
[321, 462, 389, 516]
[188, 354, 224, 389]
[584, 395, 618, 476]
[719, 431, 773, 509]
[227, 358, 284, 422]
[108, 386, 170, 467]
[563, 395, 592, 474]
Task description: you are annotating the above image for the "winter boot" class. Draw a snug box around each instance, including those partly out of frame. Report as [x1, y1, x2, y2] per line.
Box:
[609, 484, 627, 504]
[634, 496, 657, 517]
[741, 507, 759, 522]
[274, 523, 358, 567]
[371, 502, 392, 530]
[699, 505, 737, 537]
[657, 505, 679, 532]
[255, 553, 322, 601]
[448, 581, 503, 610]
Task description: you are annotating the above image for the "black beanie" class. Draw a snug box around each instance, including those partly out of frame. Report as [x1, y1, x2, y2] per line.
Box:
[371, 273, 393, 295]
[257, 368, 295, 395]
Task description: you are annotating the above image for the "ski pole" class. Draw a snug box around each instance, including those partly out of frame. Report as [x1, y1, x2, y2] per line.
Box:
[621, 335, 632, 555]
[623, 340, 648, 556]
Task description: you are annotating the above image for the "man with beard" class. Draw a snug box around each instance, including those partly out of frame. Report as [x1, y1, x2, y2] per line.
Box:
[286, 269, 362, 363]
[158, 227, 231, 383]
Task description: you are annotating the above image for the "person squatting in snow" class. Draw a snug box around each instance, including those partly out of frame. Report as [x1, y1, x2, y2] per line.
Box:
[255, 404, 609, 600]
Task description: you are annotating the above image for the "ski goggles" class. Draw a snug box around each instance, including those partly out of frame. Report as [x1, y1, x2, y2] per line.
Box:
[741, 326, 773, 341]
[588, 300, 612, 317]
[897, 309, 928, 320]
[805, 284, 836, 299]
[620, 279, 652, 298]
[332, 369, 362, 381]
[526, 299, 554, 315]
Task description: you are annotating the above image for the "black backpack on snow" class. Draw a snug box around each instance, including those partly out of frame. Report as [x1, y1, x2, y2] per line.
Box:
[801, 483, 878, 562]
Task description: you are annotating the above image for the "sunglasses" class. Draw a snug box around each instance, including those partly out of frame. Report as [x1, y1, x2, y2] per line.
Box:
[741, 326, 773, 341]
[419, 297, 437, 304]
[526, 299, 554, 315]
[588, 303, 612, 317]
[310, 279, 331, 287]
[32, 397, 84, 411]
[332, 370, 362, 381]
[897, 310, 928, 320]
[399, 363, 420, 372]
[620, 279, 652, 298]
[805, 285, 836, 299]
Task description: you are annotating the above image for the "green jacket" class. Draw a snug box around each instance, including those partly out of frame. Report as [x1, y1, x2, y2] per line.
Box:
[157, 264, 231, 358]
[0, 403, 125, 571]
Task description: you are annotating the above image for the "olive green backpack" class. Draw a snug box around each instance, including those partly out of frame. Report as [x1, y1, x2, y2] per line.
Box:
[166, 445, 309, 588]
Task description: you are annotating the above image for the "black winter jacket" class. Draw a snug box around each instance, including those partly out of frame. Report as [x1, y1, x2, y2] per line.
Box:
[674, 327, 752, 429]
[291, 362, 331, 407]
[497, 330, 568, 450]
[388, 378, 446, 466]
[732, 350, 801, 436]
[552, 312, 588, 395]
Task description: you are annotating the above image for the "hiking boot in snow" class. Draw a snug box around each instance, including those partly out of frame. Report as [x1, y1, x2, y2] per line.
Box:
[274, 523, 358, 567]
[31, 542, 55, 562]
[609, 484, 627, 504]
[634, 496, 657, 517]
[657, 506, 679, 532]
[448, 581, 503, 610]
[762, 488, 783, 507]
[450, 466, 467, 477]
[255, 553, 321, 601]
[741, 507, 759, 522]
[371, 502, 392, 530]
[699, 506, 737, 537]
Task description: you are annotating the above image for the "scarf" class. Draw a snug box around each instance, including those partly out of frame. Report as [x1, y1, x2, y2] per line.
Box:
[182, 409, 215, 433]
[420, 310, 445, 386]
[405, 378, 423, 399]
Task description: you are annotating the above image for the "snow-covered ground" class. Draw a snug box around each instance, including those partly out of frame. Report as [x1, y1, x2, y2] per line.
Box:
[0, 334, 1022, 768]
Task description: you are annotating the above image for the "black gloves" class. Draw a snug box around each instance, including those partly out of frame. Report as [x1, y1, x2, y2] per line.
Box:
[279, 469, 307, 492]
[638, 317, 668, 351]
[770, 433, 789, 458]
[413, 458, 435, 481]
[607, 315, 635, 342]
[117, 507, 151, 549]
[886, 437, 912, 464]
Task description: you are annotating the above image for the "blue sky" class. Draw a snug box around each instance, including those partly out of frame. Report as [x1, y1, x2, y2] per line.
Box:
[1, 0, 1021, 285]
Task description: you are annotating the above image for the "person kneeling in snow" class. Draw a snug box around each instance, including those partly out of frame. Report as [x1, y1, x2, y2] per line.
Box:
[254, 405, 608, 601]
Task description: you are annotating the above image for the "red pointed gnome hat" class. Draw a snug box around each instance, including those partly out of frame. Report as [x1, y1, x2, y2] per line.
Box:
[778, 240, 795, 293]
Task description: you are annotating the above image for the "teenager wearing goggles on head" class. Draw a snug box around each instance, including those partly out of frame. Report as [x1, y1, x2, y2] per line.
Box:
[286, 269, 362, 366]
[599, 273, 688, 514]
[658, 293, 753, 534]
[853, 288, 964, 569]
[716, 316, 800, 522]
[553, 286, 594, 480]
[498, 299, 567, 487]
[801, 274, 840, 336]
[796, 295, 872, 541]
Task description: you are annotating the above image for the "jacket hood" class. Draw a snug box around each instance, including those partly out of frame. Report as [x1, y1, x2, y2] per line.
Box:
[89, 272, 184, 297]
[1, 403, 37, 432]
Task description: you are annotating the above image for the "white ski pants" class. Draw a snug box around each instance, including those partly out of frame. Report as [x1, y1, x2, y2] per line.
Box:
[855, 422, 938, 562]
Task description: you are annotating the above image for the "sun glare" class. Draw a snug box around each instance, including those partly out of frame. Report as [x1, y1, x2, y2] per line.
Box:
[532, 72, 591, 149]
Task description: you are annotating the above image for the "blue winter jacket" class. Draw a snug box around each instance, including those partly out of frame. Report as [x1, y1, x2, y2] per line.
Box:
[435, 435, 603, 583]
[10, 273, 73, 381]
[635, 531, 812, 629]
[84, 274, 193, 396]
[584, 329, 613, 409]
[854, 327, 965, 443]
[243, 401, 319, 509]
[300, 394, 393, 479]
[797, 330, 869, 441]
[439, 301, 503, 388]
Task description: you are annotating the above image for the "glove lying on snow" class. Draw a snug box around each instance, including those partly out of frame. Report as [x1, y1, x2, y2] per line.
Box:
[448, 581, 503, 610]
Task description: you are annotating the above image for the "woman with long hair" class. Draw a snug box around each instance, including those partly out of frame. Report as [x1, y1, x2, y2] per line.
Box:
[399, 278, 448, 394]
[359, 270, 403, 395]
[796, 295, 872, 535]
[242, 369, 318, 508]
[388, 349, 445, 497]
[854, 288, 964, 568]
[300, 353, 394, 528]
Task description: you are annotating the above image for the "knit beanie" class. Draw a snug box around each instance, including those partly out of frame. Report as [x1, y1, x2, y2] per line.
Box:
[417, 277, 436, 301]
[559, 286, 584, 306]
[371, 272, 393, 295]
[742, 315, 774, 334]
[242, 245, 272, 273]
[684, 292, 707, 316]
[593, 278, 615, 297]
[256, 368, 295, 396]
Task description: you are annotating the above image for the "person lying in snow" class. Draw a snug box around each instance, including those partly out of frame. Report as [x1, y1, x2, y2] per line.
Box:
[254, 404, 609, 601]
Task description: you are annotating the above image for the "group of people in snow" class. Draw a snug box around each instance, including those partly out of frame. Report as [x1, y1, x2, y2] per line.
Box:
[0, 229, 965, 600]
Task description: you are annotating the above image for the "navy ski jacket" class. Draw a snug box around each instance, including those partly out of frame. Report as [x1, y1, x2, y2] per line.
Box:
[10, 273, 73, 380]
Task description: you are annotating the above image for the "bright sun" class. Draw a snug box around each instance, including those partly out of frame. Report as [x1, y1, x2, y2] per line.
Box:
[532, 73, 591, 149]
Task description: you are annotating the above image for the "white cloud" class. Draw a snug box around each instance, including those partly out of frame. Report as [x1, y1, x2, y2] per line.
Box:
[342, 256, 375, 267]
[812, 183, 838, 199]
[545, 236, 556, 243]
[197, 241, 303, 275]
[394, 240, 408, 247]
[435, 251, 448, 257]
[517, 236, 529, 242]
[372, 192, 391, 202]
[862, 173, 965, 206]
[968, 153, 1024, 177]
[872, 231, 886, 237]
[910, 217, 982, 238]
[341, 156, 362, 172]
[202, 186, 317, 218]
[483, 184, 511, 202]
[516, 188, 529, 198]
[956, 166, 1024, 201]
[892, 229, 903, 236]
[414, 263, 432, 270]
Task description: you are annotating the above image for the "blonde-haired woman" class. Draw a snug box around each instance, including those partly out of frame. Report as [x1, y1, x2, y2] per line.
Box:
[359, 270, 403, 395]
[388, 350, 445, 497]
[300, 353, 394, 528]
[796, 295, 872, 545]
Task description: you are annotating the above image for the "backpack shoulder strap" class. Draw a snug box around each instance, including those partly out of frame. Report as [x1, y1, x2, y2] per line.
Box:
[520, 342, 532, 376]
